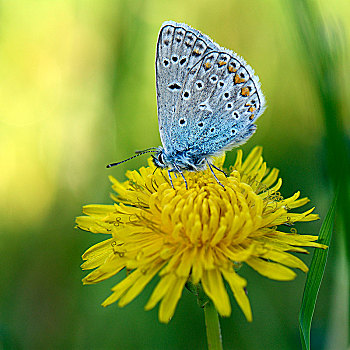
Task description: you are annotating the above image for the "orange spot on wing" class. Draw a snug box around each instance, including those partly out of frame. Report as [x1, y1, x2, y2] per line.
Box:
[204, 62, 212, 69]
[249, 107, 256, 112]
[249, 115, 255, 120]
[218, 60, 227, 66]
[241, 87, 250, 96]
[228, 65, 235, 73]
[235, 74, 245, 84]
[193, 49, 200, 55]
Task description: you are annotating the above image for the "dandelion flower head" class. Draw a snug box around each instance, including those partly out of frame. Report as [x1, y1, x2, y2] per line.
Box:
[76, 147, 326, 323]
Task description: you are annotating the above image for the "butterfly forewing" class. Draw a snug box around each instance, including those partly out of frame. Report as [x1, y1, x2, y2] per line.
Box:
[155, 21, 217, 150]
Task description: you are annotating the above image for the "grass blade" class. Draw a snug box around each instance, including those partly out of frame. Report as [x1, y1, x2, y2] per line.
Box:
[299, 192, 337, 350]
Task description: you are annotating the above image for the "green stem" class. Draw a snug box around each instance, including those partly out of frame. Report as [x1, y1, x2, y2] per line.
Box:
[204, 300, 223, 350]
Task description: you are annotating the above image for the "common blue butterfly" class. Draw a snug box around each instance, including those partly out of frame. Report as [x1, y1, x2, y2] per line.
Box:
[108, 21, 266, 188]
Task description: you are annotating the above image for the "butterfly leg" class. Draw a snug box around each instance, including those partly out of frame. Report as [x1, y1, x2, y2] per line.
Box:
[167, 170, 175, 189]
[206, 160, 225, 189]
[173, 164, 188, 190]
[210, 163, 228, 177]
[179, 171, 188, 190]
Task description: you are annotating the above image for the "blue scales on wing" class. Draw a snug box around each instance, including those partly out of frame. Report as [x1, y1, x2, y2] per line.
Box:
[172, 49, 266, 156]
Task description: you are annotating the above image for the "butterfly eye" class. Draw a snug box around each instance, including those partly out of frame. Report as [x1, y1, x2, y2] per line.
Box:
[158, 153, 165, 165]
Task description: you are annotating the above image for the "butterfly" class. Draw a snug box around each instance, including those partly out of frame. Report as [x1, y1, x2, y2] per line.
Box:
[108, 21, 266, 189]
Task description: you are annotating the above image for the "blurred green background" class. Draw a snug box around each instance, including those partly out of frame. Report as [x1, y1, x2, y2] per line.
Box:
[0, 0, 349, 349]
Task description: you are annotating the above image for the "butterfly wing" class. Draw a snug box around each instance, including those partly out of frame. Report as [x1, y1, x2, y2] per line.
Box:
[172, 48, 266, 155]
[155, 21, 265, 160]
[155, 21, 218, 151]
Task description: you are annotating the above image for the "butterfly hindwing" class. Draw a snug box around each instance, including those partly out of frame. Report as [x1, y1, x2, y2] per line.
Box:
[170, 48, 265, 155]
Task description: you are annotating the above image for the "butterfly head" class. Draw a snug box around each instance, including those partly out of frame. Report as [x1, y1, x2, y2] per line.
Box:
[152, 147, 170, 169]
[152, 147, 208, 172]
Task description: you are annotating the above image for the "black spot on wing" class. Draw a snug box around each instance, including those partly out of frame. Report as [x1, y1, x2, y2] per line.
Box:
[168, 83, 182, 90]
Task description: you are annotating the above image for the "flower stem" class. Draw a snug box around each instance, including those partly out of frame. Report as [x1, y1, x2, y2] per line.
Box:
[204, 300, 223, 350]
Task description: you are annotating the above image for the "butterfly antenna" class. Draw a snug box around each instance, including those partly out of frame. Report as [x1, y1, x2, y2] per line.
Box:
[106, 149, 156, 168]
[135, 147, 158, 154]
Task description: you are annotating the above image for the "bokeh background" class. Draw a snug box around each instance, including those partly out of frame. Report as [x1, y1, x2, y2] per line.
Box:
[1, 0, 349, 349]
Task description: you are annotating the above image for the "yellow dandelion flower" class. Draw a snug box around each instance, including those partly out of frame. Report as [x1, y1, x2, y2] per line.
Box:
[76, 146, 326, 323]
